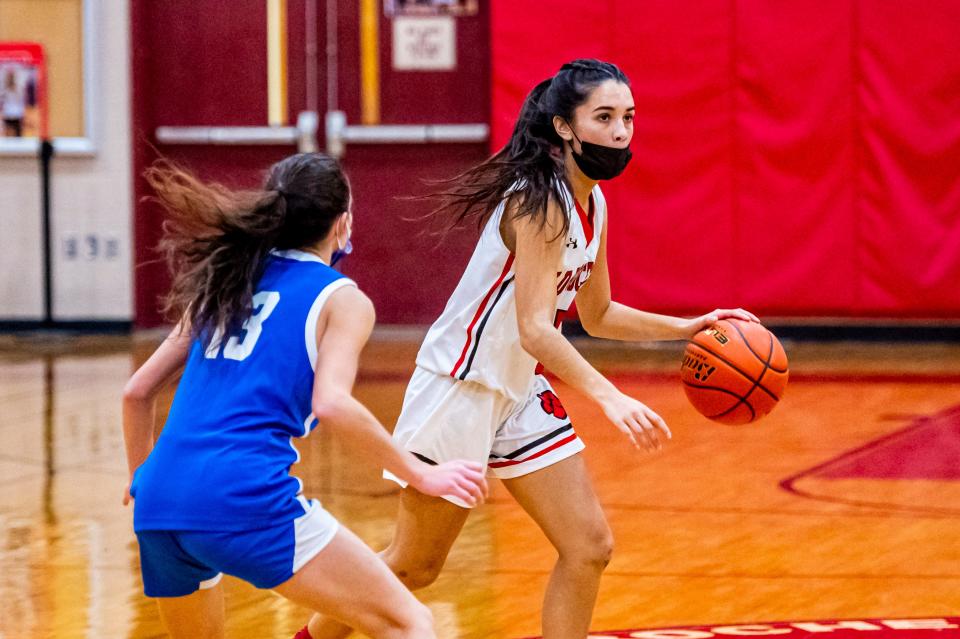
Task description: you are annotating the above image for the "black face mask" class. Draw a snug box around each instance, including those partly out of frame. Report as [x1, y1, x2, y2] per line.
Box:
[567, 125, 632, 181]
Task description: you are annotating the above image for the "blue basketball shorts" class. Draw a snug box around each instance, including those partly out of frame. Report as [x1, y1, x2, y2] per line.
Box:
[136, 498, 339, 598]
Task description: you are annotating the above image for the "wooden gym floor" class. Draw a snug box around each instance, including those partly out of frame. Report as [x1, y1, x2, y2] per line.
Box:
[1, 331, 958, 638]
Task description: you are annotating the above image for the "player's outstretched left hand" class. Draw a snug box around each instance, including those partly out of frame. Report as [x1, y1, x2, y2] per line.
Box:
[412, 460, 489, 507]
[599, 390, 672, 452]
[682, 308, 760, 339]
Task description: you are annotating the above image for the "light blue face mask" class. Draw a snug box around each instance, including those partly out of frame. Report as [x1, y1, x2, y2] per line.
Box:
[331, 238, 352, 267]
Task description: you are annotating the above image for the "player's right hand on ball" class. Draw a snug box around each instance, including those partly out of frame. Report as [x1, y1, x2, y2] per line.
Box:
[413, 460, 489, 506]
[601, 391, 672, 452]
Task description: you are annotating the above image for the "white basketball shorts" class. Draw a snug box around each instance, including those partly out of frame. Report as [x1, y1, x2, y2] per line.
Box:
[384, 366, 585, 507]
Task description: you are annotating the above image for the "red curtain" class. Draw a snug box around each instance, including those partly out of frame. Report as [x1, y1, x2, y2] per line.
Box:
[491, 0, 960, 318]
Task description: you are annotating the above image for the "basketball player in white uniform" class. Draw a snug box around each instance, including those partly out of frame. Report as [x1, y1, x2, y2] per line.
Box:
[306, 59, 757, 639]
[386, 181, 605, 489]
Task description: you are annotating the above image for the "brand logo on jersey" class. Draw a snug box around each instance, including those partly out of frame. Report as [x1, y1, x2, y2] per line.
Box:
[517, 618, 960, 639]
[556, 261, 594, 295]
[537, 390, 568, 420]
[566, 237, 579, 249]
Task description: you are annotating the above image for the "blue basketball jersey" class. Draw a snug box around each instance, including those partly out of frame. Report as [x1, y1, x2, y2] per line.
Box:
[131, 249, 355, 532]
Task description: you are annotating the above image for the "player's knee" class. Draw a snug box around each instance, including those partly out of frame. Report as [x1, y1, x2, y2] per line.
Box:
[560, 524, 614, 570]
[595, 530, 615, 568]
[585, 528, 615, 569]
[383, 545, 447, 591]
[393, 559, 444, 590]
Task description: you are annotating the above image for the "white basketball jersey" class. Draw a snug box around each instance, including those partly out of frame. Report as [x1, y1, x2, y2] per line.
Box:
[417, 183, 606, 401]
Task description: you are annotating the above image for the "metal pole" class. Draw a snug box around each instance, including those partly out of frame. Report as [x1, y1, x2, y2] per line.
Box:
[40, 139, 54, 326]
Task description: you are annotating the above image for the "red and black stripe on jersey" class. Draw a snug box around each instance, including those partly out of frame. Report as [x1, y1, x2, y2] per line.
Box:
[450, 255, 515, 380]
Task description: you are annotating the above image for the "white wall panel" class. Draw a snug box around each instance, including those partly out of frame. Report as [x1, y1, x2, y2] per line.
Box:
[0, 0, 131, 322]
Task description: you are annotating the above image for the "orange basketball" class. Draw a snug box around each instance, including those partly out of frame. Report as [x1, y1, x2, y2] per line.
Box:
[680, 319, 789, 424]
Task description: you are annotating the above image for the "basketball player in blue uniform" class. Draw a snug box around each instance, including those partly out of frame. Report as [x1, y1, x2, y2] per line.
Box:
[122, 153, 487, 639]
[305, 60, 758, 639]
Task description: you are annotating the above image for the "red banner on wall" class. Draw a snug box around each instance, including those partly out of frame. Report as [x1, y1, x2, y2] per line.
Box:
[491, 1, 960, 318]
[0, 42, 47, 139]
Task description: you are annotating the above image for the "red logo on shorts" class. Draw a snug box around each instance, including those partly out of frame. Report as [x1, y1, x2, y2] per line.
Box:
[538, 390, 568, 420]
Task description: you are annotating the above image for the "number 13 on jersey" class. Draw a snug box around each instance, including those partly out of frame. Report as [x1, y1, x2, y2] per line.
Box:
[204, 291, 281, 361]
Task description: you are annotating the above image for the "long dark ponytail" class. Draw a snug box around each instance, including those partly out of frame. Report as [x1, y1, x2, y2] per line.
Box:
[428, 59, 629, 234]
[146, 153, 350, 341]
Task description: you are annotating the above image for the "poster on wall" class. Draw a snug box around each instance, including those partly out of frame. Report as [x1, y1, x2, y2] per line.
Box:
[392, 16, 457, 70]
[0, 42, 47, 139]
[385, 0, 477, 17]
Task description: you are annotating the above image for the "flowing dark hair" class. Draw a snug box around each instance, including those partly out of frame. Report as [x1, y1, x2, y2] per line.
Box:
[429, 58, 629, 235]
[146, 153, 350, 341]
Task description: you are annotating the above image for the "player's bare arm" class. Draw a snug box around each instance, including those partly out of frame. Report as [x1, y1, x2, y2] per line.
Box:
[511, 199, 669, 450]
[312, 285, 487, 506]
[121, 323, 191, 504]
[576, 215, 759, 341]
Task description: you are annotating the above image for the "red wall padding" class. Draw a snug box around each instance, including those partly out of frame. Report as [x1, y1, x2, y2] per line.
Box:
[492, 0, 960, 318]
